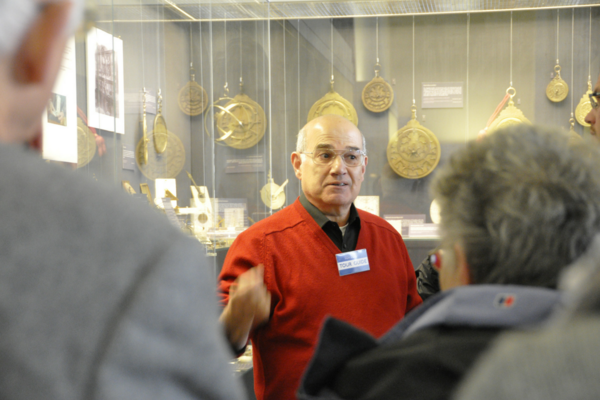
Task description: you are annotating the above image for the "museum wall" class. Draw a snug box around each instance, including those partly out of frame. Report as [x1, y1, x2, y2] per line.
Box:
[73, 6, 600, 226]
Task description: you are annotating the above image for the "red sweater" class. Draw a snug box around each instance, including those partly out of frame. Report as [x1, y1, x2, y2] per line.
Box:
[219, 198, 422, 400]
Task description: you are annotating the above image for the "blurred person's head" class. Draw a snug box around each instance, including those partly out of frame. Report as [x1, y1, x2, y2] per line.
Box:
[0, 0, 85, 144]
[431, 125, 600, 291]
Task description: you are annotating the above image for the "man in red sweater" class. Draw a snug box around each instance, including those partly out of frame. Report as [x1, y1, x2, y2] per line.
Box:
[218, 114, 422, 400]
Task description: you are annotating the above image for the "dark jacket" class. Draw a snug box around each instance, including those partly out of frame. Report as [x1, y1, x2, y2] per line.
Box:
[415, 251, 440, 301]
[298, 285, 562, 400]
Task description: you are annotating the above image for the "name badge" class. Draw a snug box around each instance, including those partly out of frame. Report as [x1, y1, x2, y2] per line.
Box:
[336, 249, 370, 276]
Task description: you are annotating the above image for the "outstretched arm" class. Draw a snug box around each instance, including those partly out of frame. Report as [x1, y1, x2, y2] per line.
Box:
[219, 264, 271, 350]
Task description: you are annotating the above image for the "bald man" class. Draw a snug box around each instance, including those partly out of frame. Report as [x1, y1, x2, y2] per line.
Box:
[0, 2, 244, 399]
[219, 114, 422, 400]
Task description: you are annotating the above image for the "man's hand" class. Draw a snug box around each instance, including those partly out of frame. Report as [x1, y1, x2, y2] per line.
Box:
[220, 264, 271, 350]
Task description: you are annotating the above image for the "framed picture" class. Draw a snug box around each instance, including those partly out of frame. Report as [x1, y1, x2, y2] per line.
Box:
[42, 37, 77, 163]
[86, 27, 125, 134]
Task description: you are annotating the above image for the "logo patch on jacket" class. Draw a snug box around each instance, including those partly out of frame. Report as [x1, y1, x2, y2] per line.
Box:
[494, 293, 517, 308]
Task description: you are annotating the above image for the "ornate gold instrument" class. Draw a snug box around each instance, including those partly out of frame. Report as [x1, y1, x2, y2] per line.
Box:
[387, 105, 441, 179]
[205, 81, 266, 149]
[153, 89, 168, 154]
[575, 79, 593, 127]
[260, 176, 288, 210]
[308, 79, 358, 125]
[362, 63, 394, 113]
[135, 128, 185, 180]
[488, 87, 531, 133]
[178, 65, 208, 116]
[546, 65, 569, 102]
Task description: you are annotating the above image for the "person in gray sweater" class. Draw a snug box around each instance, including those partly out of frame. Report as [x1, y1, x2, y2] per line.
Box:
[0, 2, 245, 400]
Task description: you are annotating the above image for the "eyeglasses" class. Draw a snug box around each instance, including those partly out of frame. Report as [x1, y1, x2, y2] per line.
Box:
[301, 148, 366, 167]
[589, 91, 600, 110]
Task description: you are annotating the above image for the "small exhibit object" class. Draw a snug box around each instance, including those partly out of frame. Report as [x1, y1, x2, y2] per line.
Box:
[362, 64, 394, 113]
[155, 178, 177, 209]
[260, 177, 288, 210]
[354, 196, 380, 216]
[308, 80, 358, 126]
[387, 105, 440, 179]
[139, 183, 153, 205]
[488, 87, 531, 133]
[546, 65, 569, 102]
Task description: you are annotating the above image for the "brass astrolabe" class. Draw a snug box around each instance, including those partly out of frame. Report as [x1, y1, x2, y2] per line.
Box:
[260, 176, 288, 210]
[135, 129, 185, 180]
[178, 66, 208, 116]
[362, 63, 394, 113]
[488, 87, 532, 133]
[308, 79, 358, 125]
[153, 89, 168, 154]
[206, 80, 266, 150]
[77, 117, 96, 168]
[575, 79, 593, 127]
[546, 65, 569, 102]
[387, 105, 441, 179]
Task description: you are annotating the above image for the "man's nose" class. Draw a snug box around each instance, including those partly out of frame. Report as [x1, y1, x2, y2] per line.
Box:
[585, 109, 595, 126]
[330, 154, 347, 173]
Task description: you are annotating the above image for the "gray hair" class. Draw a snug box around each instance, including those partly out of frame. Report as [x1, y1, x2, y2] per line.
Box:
[296, 126, 367, 154]
[0, 0, 85, 57]
[431, 125, 600, 289]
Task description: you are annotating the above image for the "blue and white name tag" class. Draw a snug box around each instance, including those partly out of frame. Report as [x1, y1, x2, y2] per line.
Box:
[336, 249, 370, 276]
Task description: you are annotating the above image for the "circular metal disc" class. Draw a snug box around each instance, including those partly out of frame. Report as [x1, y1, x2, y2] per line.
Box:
[308, 90, 358, 125]
[214, 93, 266, 149]
[136, 129, 185, 180]
[546, 76, 569, 102]
[260, 181, 286, 210]
[362, 76, 394, 113]
[178, 80, 208, 116]
[387, 119, 441, 179]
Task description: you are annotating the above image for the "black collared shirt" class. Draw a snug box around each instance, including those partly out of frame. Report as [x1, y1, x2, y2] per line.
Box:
[299, 192, 361, 252]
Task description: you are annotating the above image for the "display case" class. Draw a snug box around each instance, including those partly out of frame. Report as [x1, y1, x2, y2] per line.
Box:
[53, 0, 600, 274]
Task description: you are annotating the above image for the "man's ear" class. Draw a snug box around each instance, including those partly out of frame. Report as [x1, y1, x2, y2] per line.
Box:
[291, 152, 303, 180]
[13, 1, 72, 84]
[453, 243, 472, 285]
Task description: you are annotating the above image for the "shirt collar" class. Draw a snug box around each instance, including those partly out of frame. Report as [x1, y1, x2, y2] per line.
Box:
[299, 192, 360, 228]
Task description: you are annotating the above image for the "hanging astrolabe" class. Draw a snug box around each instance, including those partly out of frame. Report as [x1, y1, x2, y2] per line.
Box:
[153, 89, 168, 154]
[178, 66, 208, 116]
[488, 87, 532, 133]
[205, 80, 266, 150]
[77, 116, 96, 168]
[362, 63, 394, 113]
[308, 79, 358, 125]
[260, 176, 288, 210]
[387, 105, 441, 179]
[546, 65, 569, 102]
[575, 79, 593, 126]
[135, 129, 185, 180]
